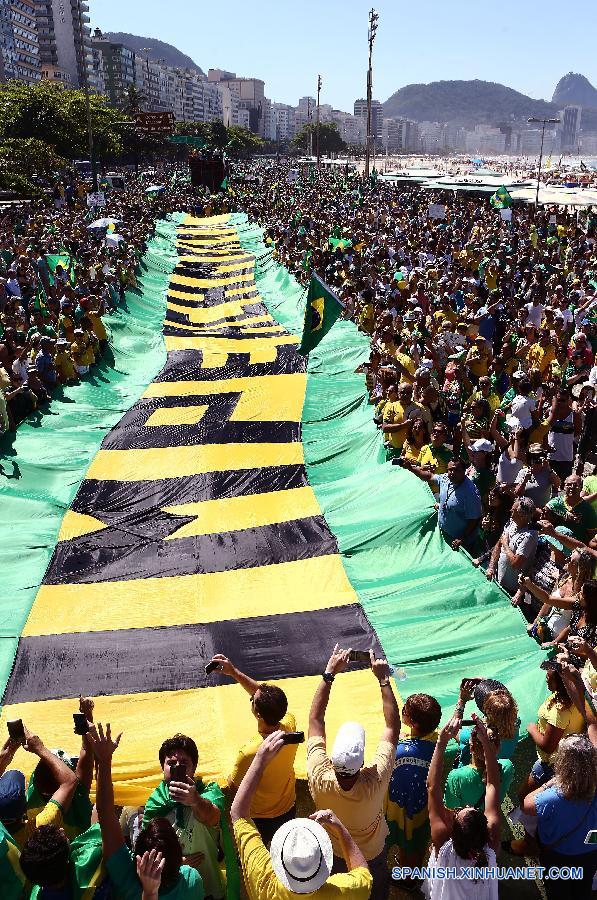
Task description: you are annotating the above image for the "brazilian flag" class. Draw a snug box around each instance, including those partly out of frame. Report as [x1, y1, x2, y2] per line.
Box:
[490, 185, 513, 209]
[298, 273, 343, 356]
[33, 278, 48, 317]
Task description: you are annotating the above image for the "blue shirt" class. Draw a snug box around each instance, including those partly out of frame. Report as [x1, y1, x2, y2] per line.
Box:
[535, 787, 597, 856]
[432, 473, 482, 542]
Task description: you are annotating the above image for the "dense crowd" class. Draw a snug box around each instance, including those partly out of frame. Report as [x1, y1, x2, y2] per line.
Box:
[2, 160, 597, 900]
[0, 167, 229, 436]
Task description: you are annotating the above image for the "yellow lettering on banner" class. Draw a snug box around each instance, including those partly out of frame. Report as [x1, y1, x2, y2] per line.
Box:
[163, 486, 320, 539]
[86, 441, 304, 482]
[164, 334, 299, 353]
[57, 511, 107, 542]
[23, 553, 355, 637]
[144, 405, 208, 427]
[143, 374, 306, 422]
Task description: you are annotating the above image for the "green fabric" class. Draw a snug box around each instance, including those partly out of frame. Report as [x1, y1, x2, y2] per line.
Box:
[233, 212, 546, 729]
[30, 824, 105, 900]
[443, 760, 514, 809]
[0, 822, 25, 900]
[143, 779, 240, 900]
[0, 219, 177, 707]
[297, 273, 343, 356]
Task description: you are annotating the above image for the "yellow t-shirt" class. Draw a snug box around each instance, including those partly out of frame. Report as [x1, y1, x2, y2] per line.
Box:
[395, 352, 416, 376]
[229, 713, 298, 818]
[306, 736, 395, 860]
[233, 818, 372, 900]
[382, 401, 407, 449]
[14, 798, 63, 848]
[536, 698, 584, 763]
[54, 350, 77, 381]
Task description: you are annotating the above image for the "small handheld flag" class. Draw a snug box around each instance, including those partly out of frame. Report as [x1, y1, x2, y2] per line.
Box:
[298, 273, 344, 356]
[490, 185, 513, 210]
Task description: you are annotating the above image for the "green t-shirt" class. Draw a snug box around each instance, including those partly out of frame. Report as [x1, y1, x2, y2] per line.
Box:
[30, 823, 105, 900]
[443, 760, 514, 810]
[0, 822, 26, 900]
[27, 324, 57, 341]
[583, 475, 597, 513]
[545, 496, 597, 542]
[106, 844, 203, 900]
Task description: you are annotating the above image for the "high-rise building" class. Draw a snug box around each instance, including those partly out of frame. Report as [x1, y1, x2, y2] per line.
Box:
[36, 0, 93, 90]
[208, 68, 265, 134]
[0, 0, 41, 84]
[91, 29, 135, 106]
[353, 98, 382, 143]
[559, 105, 582, 153]
[271, 102, 296, 142]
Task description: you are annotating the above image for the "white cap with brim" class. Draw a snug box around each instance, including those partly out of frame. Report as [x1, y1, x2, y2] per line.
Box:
[270, 818, 333, 894]
[330, 722, 365, 775]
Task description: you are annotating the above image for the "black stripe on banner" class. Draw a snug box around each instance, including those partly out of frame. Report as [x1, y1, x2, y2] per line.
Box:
[44, 515, 338, 585]
[164, 304, 266, 329]
[71, 466, 309, 522]
[153, 346, 306, 381]
[163, 326, 289, 340]
[3, 605, 382, 703]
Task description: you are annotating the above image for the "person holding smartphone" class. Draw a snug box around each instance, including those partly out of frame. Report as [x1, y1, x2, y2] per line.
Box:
[207, 653, 300, 846]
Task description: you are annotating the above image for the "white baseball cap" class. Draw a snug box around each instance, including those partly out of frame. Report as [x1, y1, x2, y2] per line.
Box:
[330, 722, 365, 775]
[270, 818, 333, 894]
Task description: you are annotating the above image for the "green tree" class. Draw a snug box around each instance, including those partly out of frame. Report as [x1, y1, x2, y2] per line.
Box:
[226, 125, 264, 156]
[292, 122, 347, 154]
[0, 80, 129, 161]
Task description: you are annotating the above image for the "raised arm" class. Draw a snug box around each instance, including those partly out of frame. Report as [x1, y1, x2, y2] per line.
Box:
[75, 696, 95, 794]
[230, 731, 285, 823]
[23, 726, 78, 811]
[207, 654, 260, 697]
[370, 650, 400, 745]
[308, 645, 351, 740]
[87, 723, 124, 861]
[472, 716, 501, 853]
[427, 715, 460, 852]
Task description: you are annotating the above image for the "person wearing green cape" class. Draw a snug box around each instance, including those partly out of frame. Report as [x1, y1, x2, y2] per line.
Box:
[143, 734, 239, 900]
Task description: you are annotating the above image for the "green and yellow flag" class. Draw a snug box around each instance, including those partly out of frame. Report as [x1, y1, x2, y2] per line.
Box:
[490, 185, 513, 209]
[298, 273, 344, 356]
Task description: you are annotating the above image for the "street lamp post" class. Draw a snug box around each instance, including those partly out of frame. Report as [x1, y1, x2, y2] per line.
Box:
[307, 96, 313, 159]
[527, 116, 560, 212]
[316, 75, 322, 169]
[364, 8, 379, 179]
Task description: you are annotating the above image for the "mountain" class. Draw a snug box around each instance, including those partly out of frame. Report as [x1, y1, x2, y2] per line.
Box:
[101, 32, 204, 74]
[382, 79, 559, 126]
[552, 73, 597, 110]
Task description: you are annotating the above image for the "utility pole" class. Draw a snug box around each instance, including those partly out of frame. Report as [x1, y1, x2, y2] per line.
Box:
[316, 74, 322, 169]
[364, 8, 379, 179]
[307, 96, 313, 158]
[527, 116, 560, 214]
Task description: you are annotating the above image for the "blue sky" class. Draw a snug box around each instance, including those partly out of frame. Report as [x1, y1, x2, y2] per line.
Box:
[91, 0, 596, 112]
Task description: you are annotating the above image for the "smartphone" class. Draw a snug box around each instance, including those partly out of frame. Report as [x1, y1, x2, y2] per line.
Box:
[73, 713, 89, 735]
[281, 732, 305, 745]
[7, 719, 25, 743]
[205, 660, 220, 675]
[540, 659, 562, 672]
[585, 830, 597, 845]
[461, 719, 475, 726]
[169, 763, 188, 783]
[349, 650, 371, 664]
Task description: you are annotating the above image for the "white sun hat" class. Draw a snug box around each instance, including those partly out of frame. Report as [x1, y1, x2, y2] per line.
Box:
[270, 818, 333, 894]
[330, 722, 365, 775]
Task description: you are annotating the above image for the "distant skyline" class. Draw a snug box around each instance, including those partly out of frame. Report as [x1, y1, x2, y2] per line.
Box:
[91, 0, 596, 113]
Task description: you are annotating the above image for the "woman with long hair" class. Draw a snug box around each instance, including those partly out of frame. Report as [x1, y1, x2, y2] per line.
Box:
[424, 714, 500, 898]
[543, 580, 597, 667]
[523, 732, 597, 900]
[521, 549, 595, 644]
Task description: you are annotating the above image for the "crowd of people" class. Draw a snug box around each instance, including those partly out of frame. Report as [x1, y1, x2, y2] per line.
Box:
[0, 166, 229, 437]
[1, 648, 597, 900]
[2, 158, 597, 899]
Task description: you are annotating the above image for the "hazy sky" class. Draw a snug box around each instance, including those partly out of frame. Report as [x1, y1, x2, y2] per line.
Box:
[91, 0, 596, 111]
